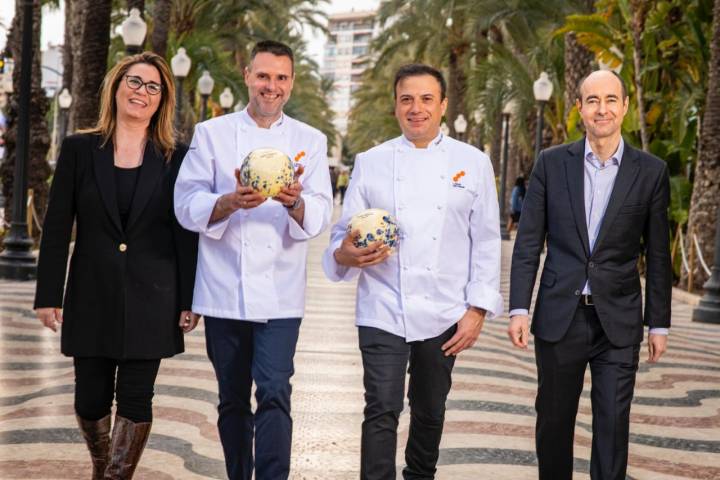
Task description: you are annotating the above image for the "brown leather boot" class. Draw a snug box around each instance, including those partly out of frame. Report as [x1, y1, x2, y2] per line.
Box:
[76, 414, 111, 480]
[103, 415, 152, 479]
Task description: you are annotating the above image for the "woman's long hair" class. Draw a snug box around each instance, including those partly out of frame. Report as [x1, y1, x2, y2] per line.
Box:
[82, 51, 176, 160]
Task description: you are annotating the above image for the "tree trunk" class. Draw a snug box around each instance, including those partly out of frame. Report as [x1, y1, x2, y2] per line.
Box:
[0, 0, 51, 243]
[630, 0, 650, 151]
[446, 46, 468, 138]
[563, 33, 594, 128]
[69, 0, 112, 132]
[563, 0, 594, 132]
[684, 0, 720, 291]
[150, 0, 171, 56]
[62, 0, 74, 90]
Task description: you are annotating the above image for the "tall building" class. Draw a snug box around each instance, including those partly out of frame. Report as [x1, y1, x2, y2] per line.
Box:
[321, 9, 378, 165]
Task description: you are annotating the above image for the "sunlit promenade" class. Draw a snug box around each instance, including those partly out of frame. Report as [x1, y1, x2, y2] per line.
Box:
[1, 231, 718, 479]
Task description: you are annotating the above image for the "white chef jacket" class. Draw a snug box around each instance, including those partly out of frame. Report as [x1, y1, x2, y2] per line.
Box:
[175, 109, 333, 321]
[322, 133, 503, 342]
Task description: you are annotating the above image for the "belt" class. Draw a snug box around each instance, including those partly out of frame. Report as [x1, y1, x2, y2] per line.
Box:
[580, 294, 594, 306]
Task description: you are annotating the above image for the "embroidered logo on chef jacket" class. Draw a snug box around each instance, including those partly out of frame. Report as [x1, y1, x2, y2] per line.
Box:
[293, 150, 306, 177]
[452, 170, 466, 188]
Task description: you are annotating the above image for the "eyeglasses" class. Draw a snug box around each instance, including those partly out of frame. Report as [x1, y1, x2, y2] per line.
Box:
[124, 75, 163, 95]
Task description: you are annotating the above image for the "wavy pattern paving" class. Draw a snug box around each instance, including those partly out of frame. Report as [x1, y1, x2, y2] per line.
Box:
[1, 231, 719, 479]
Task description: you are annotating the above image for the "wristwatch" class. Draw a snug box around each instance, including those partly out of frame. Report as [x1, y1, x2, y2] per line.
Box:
[286, 197, 302, 210]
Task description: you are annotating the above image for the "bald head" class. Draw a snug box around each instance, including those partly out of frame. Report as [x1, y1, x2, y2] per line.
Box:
[576, 70, 627, 105]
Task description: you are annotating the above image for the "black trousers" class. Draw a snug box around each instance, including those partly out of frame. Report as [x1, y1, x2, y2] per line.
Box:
[534, 304, 640, 480]
[359, 325, 457, 480]
[74, 357, 161, 423]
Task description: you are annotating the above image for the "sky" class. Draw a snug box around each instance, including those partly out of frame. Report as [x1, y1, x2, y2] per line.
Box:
[0, 0, 380, 67]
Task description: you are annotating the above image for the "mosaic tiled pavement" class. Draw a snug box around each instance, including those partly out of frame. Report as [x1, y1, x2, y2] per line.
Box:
[1, 230, 719, 479]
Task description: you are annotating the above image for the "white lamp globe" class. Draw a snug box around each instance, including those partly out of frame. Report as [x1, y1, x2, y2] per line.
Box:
[120, 8, 147, 48]
[197, 70, 215, 96]
[533, 71, 554, 102]
[171, 47, 192, 78]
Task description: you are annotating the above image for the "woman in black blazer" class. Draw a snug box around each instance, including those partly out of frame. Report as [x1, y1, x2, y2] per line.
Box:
[34, 52, 198, 480]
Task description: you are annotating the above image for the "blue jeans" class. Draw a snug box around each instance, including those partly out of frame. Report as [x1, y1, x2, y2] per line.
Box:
[204, 316, 301, 480]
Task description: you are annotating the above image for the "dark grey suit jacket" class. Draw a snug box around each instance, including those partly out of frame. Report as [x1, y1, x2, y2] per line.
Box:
[509, 138, 672, 347]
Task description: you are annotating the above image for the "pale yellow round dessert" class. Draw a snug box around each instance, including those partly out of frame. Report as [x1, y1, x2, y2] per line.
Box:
[239, 148, 295, 198]
[348, 208, 400, 249]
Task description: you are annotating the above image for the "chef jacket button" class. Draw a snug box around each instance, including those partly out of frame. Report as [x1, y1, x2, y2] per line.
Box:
[436, 205, 443, 210]
[440, 175, 446, 180]
[118, 243, 127, 252]
[432, 236, 437, 241]
[426, 266, 432, 271]
[574, 290, 581, 296]
[403, 266, 408, 271]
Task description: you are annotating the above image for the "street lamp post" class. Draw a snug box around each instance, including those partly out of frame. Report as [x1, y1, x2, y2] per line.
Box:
[440, 122, 450, 137]
[473, 107, 484, 151]
[197, 70, 214, 122]
[533, 71, 553, 163]
[171, 48, 191, 132]
[693, 208, 720, 324]
[0, 0, 36, 280]
[57, 87, 72, 148]
[219, 87, 234, 114]
[453, 114, 467, 142]
[499, 101, 514, 241]
[120, 8, 147, 55]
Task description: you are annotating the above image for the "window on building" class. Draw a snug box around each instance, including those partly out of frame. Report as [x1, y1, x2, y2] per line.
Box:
[352, 46, 368, 56]
[353, 33, 371, 44]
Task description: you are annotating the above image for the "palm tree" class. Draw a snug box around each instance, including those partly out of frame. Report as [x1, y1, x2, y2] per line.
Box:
[68, 0, 112, 132]
[685, 0, 720, 290]
[150, 0, 172, 56]
[562, 0, 594, 134]
[630, 0, 650, 151]
[0, 0, 51, 241]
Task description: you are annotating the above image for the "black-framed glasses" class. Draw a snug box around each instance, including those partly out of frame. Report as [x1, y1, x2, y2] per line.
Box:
[124, 75, 163, 95]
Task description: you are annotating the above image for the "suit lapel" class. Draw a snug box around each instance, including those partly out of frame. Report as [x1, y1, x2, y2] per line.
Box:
[92, 137, 123, 233]
[125, 142, 164, 231]
[592, 142, 640, 252]
[564, 140, 590, 257]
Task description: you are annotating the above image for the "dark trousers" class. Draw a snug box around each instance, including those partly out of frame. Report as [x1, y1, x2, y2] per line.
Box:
[534, 304, 640, 480]
[74, 357, 161, 423]
[359, 325, 457, 480]
[204, 316, 301, 480]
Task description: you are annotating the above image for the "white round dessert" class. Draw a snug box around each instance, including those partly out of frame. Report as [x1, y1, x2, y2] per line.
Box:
[348, 208, 400, 249]
[239, 148, 295, 198]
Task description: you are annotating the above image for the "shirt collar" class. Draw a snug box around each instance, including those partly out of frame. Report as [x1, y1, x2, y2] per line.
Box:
[400, 131, 444, 151]
[239, 107, 285, 129]
[584, 137, 624, 167]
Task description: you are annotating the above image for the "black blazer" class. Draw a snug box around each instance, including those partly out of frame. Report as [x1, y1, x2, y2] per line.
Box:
[509, 138, 672, 347]
[34, 133, 198, 359]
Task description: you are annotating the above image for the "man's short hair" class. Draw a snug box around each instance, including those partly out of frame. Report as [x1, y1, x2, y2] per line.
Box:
[250, 40, 294, 72]
[393, 64, 447, 100]
[576, 70, 627, 103]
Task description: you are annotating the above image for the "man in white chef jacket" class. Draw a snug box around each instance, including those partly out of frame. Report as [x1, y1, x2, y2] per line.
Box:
[174, 40, 333, 480]
[323, 64, 503, 480]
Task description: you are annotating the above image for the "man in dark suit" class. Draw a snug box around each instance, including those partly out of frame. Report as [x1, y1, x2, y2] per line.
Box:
[508, 70, 672, 480]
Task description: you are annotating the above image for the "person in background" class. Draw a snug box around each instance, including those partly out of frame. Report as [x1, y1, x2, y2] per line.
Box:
[507, 175, 525, 232]
[336, 168, 349, 204]
[34, 52, 199, 479]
